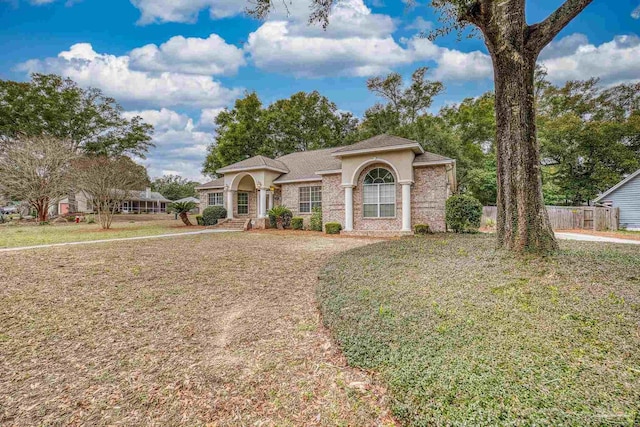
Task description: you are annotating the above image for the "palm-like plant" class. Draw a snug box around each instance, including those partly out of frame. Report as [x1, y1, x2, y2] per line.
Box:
[170, 201, 197, 226]
[268, 205, 292, 230]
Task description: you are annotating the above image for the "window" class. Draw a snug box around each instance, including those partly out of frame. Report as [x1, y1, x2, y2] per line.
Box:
[208, 192, 223, 206]
[299, 186, 322, 213]
[363, 168, 395, 218]
[237, 192, 249, 215]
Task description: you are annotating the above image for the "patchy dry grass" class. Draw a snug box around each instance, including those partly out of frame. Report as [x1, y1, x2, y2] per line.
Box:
[318, 234, 640, 426]
[0, 218, 203, 248]
[0, 232, 394, 426]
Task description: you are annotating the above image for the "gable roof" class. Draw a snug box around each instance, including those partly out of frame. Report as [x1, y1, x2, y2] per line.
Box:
[196, 177, 225, 190]
[332, 134, 424, 156]
[273, 148, 341, 183]
[217, 155, 289, 174]
[593, 169, 640, 203]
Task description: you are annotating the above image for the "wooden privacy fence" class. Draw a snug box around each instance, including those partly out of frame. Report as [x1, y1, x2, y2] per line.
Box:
[481, 206, 620, 231]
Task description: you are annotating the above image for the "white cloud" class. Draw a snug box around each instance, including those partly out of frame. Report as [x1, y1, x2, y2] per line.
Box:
[246, 21, 412, 78]
[405, 16, 433, 32]
[539, 33, 589, 60]
[541, 34, 640, 85]
[129, 0, 244, 24]
[18, 43, 241, 109]
[124, 109, 212, 181]
[198, 108, 224, 129]
[632, 4, 640, 19]
[129, 34, 245, 76]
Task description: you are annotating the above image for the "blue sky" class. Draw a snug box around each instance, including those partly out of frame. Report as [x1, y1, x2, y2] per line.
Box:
[1, 0, 639, 180]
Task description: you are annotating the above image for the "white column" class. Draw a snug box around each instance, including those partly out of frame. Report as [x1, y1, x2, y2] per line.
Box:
[401, 183, 412, 232]
[259, 188, 267, 218]
[226, 189, 234, 219]
[344, 185, 354, 231]
[268, 191, 274, 211]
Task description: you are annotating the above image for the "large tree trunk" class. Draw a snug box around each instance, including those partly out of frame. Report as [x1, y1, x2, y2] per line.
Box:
[492, 53, 558, 253]
[468, 0, 562, 254]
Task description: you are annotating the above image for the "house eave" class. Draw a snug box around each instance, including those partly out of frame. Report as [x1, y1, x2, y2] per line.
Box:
[593, 168, 640, 203]
[216, 165, 289, 175]
[331, 143, 424, 157]
[315, 169, 342, 175]
[272, 177, 323, 184]
[412, 159, 456, 167]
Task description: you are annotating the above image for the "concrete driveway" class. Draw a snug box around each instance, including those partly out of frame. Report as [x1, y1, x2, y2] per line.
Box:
[555, 232, 640, 245]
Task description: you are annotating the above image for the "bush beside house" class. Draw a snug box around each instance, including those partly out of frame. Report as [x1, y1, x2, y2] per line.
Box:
[446, 195, 482, 233]
[202, 206, 227, 226]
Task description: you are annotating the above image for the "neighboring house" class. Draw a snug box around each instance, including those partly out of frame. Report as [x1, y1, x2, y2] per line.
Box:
[173, 196, 201, 214]
[196, 134, 456, 235]
[57, 188, 172, 215]
[593, 169, 640, 230]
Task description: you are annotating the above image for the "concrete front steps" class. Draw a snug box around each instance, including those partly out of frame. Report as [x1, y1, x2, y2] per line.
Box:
[340, 230, 413, 238]
[212, 218, 248, 231]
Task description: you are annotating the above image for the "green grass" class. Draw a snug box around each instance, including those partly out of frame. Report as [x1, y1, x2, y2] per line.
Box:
[0, 218, 199, 248]
[318, 234, 640, 426]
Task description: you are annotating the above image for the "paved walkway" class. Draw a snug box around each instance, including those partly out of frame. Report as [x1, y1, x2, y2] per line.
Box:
[0, 229, 239, 253]
[555, 232, 640, 245]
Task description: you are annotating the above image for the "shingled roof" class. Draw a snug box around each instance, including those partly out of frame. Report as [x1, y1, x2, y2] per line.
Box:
[200, 136, 454, 186]
[273, 148, 341, 183]
[332, 134, 424, 155]
[413, 152, 454, 164]
[217, 155, 289, 174]
[196, 177, 225, 190]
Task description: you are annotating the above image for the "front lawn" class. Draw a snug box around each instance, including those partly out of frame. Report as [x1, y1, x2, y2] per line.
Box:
[318, 234, 640, 426]
[0, 232, 390, 425]
[0, 217, 201, 248]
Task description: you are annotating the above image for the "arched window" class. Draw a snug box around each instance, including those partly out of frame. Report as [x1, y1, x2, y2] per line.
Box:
[363, 168, 395, 218]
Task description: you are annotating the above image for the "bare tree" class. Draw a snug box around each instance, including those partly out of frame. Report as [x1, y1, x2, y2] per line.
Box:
[0, 136, 75, 222]
[73, 156, 149, 229]
[249, 0, 595, 253]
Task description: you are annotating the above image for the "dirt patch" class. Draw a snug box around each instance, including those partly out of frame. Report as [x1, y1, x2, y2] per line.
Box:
[0, 232, 395, 426]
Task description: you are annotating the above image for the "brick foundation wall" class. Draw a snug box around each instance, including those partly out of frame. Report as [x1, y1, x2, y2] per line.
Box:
[411, 165, 448, 232]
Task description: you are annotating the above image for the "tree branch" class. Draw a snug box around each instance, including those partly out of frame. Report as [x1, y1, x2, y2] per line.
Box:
[526, 0, 594, 53]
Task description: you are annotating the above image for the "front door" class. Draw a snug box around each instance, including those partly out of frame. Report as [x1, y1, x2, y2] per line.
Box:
[123, 201, 129, 213]
[237, 192, 249, 215]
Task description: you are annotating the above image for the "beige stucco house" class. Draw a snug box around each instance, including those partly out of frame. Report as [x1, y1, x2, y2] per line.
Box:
[196, 135, 456, 235]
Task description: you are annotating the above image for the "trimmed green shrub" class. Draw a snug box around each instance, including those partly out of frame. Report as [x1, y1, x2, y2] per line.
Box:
[86, 214, 96, 224]
[445, 194, 482, 233]
[291, 217, 304, 230]
[268, 205, 292, 229]
[414, 224, 431, 235]
[325, 222, 342, 235]
[195, 215, 205, 226]
[310, 206, 322, 232]
[202, 206, 227, 226]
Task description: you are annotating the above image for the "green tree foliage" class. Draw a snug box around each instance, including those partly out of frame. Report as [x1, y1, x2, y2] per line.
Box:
[538, 78, 640, 205]
[360, 67, 444, 137]
[203, 91, 358, 176]
[264, 91, 359, 156]
[203, 92, 266, 175]
[151, 175, 199, 201]
[0, 74, 153, 157]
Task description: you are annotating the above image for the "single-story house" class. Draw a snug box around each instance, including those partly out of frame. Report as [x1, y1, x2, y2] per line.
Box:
[594, 168, 640, 230]
[57, 188, 171, 215]
[196, 134, 457, 235]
